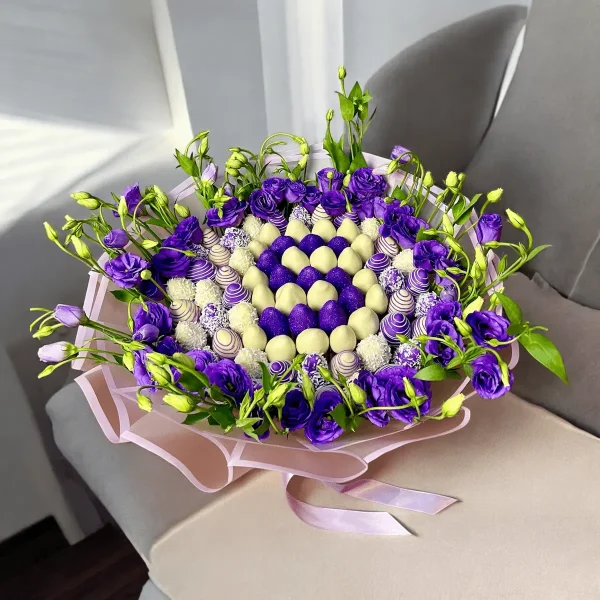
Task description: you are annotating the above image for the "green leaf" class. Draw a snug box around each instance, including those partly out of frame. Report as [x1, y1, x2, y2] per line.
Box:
[451, 197, 466, 221]
[110, 289, 138, 303]
[177, 372, 206, 393]
[175, 150, 199, 177]
[520, 332, 568, 384]
[208, 385, 234, 404]
[348, 81, 362, 102]
[331, 404, 349, 430]
[493, 292, 522, 324]
[414, 363, 449, 381]
[183, 411, 210, 425]
[144, 218, 169, 228]
[454, 194, 483, 226]
[210, 405, 236, 431]
[527, 244, 552, 261]
[391, 186, 409, 201]
[323, 123, 351, 174]
[337, 92, 355, 121]
[507, 323, 527, 336]
[349, 151, 368, 172]
[444, 355, 464, 370]
[259, 362, 272, 394]
[463, 363, 474, 379]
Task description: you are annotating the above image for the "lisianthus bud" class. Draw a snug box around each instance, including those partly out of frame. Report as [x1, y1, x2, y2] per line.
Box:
[132, 324, 160, 343]
[326, 109, 334, 122]
[484, 241, 501, 249]
[140, 269, 153, 281]
[38, 341, 77, 363]
[470, 261, 482, 280]
[462, 296, 484, 318]
[300, 141, 309, 155]
[297, 155, 308, 169]
[53, 304, 87, 327]
[72, 238, 92, 260]
[343, 173, 351, 187]
[122, 351, 134, 371]
[487, 188, 503, 203]
[226, 159, 243, 170]
[445, 171, 459, 189]
[33, 325, 54, 340]
[474, 245, 487, 272]
[387, 159, 399, 175]
[201, 162, 218, 184]
[338, 65, 347, 80]
[199, 136, 209, 154]
[301, 371, 315, 405]
[62, 215, 77, 231]
[440, 393, 465, 418]
[423, 171, 434, 188]
[442, 214, 454, 236]
[136, 391, 152, 412]
[446, 237, 462, 254]
[103, 229, 129, 249]
[403, 377, 416, 401]
[153, 185, 169, 206]
[77, 198, 100, 210]
[44, 222, 59, 242]
[226, 167, 240, 177]
[71, 191, 91, 201]
[147, 363, 172, 386]
[174, 203, 190, 218]
[118, 196, 128, 217]
[500, 361, 511, 386]
[454, 317, 472, 337]
[163, 393, 195, 413]
[266, 384, 289, 408]
[506, 208, 526, 230]
[348, 382, 366, 405]
[457, 173, 466, 183]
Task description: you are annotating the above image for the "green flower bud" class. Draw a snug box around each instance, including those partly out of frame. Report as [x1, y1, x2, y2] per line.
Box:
[442, 214, 454, 236]
[122, 351, 134, 371]
[338, 65, 347, 80]
[403, 377, 416, 401]
[484, 241, 501, 249]
[454, 317, 472, 337]
[137, 391, 152, 412]
[72, 237, 92, 260]
[486, 188, 503, 203]
[118, 196, 128, 217]
[231, 151, 246, 163]
[266, 383, 289, 409]
[226, 159, 243, 170]
[174, 203, 190, 218]
[147, 363, 173, 386]
[77, 198, 100, 210]
[474, 245, 487, 272]
[297, 155, 308, 169]
[44, 222, 59, 243]
[440, 393, 465, 418]
[463, 296, 483, 318]
[446, 237, 462, 254]
[226, 167, 240, 177]
[70, 191, 91, 201]
[326, 109, 334, 122]
[343, 173, 351, 187]
[326, 170, 335, 180]
[506, 208, 526, 230]
[470, 261, 482, 281]
[457, 173, 466, 183]
[229, 146, 240, 153]
[387, 159, 399, 175]
[500, 361, 510, 386]
[146, 352, 168, 365]
[445, 171, 459, 189]
[199, 137, 209, 154]
[33, 325, 55, 340]
[62, 217, 78, 231]
[153, 185, 169, 206]
[300, 141, 309, 155]
[348, 382, 366, 405]
[423, 171, 434, 188]
[140, 269, 153, 281]
[301, 371, 315, 405]
[163, 393, 195, 413]
[288, 173, 297, 182]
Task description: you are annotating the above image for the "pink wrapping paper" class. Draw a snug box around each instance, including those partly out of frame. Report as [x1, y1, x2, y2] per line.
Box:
[72, 148, 518, 533]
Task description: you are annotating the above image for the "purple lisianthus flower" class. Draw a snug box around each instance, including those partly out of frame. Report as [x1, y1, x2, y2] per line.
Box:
[133, 348, 152, 387]
[390, 145, 411, 164]
[133, 302, 172, 335]
[350, 196, 374, 220]
[348, 167, 387, 200]
[434, 257, 462, 286]
[316, 167, 344, 192]
[249, 189, 280, 220]
[388, 215, 428, 249]
[156, 336, 182, 356]
[304, 389, 344, 444]
[123, 183, 143, 214]
[53, 304, 86, 327]
[152, 235, 191, 278]
[103, 229, 129, 249]
[301, 185, 322, 213]
[132, 323, 160, 343]
[138, 278, 164, 301]
[476, 214, 503, 244]
[425, 320, 464, 366]
[465, 310, 512, 348]
[373, 197, 389, 220]
[262, 177, 288, 203]
[425, 301, 462, 329]
[355, 370, 389, 428]
[320, 190, 347, 217]
[374, 366, 431, 423]
[105, 253, 150, 289]
[471, 354, 513, 399]
[413, 240, 448, 271]
[187, 349, 216, 372]
[38, 341, 74, 363]
[206, 198, 247, 228]
[205, 359, 253, 404]
[173, 216, 203, 245]
[284, 180, 306, 204]
[201, 162, 218, 185]
[281, 389, 311, 431]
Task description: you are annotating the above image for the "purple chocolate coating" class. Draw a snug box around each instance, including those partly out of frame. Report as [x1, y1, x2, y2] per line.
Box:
[407, 268, 430, 295]
[296, 266, 323, 292]
[334, 212, 360, 228]
[270, 235, 296, 257]
[223, 283, 250, 307]
[380, 313, 411, 346]
[327, 236, 350, 256]
[393, 343, 422, 369]
[325, 267, 352, 292]
[259, 307, 290, 339]
[289, 304, 318, 336]
[298, 234, 325, 256]
[338, 285, 365, 313]
[187, 258, 216, 283]
[256, 249, 280, 275]
[365, 252, 391, 275]
[269, 265, 296, 291]
[318, 300, 348, 334]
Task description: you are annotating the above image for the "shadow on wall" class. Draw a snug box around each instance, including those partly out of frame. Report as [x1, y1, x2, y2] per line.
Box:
[0, 138, 186, 533]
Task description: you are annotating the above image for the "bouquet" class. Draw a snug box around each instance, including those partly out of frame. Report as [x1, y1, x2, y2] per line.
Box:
[31, 67, 567, 448]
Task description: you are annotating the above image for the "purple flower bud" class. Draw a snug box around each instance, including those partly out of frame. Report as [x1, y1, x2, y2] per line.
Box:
[390, 145, 411, 164]
[201, 163, 218, 185]
[38, 341, 76, 363]
[53, 304, 86, 327]
[103, 228, 129, 249]
[132, 324, 160, 343]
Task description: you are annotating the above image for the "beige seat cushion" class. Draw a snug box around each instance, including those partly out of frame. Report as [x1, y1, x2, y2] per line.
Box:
[150, 394, 600, 600]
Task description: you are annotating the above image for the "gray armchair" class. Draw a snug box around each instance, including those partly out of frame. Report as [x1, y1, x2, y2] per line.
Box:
[48, 2, 600, 598]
